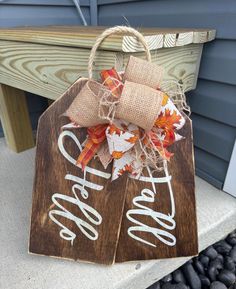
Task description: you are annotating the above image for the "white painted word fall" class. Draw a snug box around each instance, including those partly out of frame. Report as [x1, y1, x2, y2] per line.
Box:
[127, 166, 176, 247]
[48, 128, 176, 247]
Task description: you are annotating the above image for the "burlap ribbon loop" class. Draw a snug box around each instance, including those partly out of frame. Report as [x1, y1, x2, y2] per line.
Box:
[116, 81, 163, 131]
[66, 26, 165, 130]
[66, 80, 108, 127]
[66, 55, 165, 130]
[124, 55, 163, 89]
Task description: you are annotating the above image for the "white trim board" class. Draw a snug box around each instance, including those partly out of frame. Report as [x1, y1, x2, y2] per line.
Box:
[224, 139, 236, 197]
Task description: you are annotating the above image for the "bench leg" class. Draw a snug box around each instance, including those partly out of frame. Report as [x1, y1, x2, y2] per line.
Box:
[0, 84, 34, 152]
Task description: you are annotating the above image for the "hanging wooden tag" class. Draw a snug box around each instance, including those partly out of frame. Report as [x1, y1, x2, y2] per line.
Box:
[29, 79, 198, 264]
[29, 78, 128, 265]
[29, 25, 198, 265]
[115, 116, 198, 262]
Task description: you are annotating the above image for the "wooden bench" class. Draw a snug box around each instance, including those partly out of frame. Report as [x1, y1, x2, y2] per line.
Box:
[0, 26, 215, 152]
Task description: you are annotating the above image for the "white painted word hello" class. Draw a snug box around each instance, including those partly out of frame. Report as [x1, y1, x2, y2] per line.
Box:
[49, 128, 176, 248]
[48, 130, 110, 245]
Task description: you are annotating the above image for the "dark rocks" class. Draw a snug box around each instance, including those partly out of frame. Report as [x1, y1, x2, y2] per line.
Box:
[208, 265, 218, 281]
[199, 255, 210, 268]
[229, 245, 236, 262]
[205, 246, 218, 260]
[193, 259, 205, 275]
[224, 256, 235, 272]
[199, 274, 211, 287]
[175, 283, 188, 289]
[162, 283, 188, 289]
[182, 262, 201, 289]
[162, 283, 175, 289]
[216, 254, 224, 264]
[161, 273, 172, 283]
[172, 269, 186, 284]
[147, 230, 236, 289]
[226, 233, 236, 246]
[214, 241, 232, 255]
[210, 281, 227, 289]
[217, 269, 236, 287]
[210, 259, 223, 270]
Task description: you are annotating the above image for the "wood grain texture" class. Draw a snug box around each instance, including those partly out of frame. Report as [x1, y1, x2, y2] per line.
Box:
[30, 78, 197, 264]
[116, 116, 198, 262]
[29, 78, 128, 264]
[0, 41, 202, 100]
[176, 32, 194, 47]
[0, 26, 216, 52]
[0, 84, 34, 152]
[164, 33, 177, 48]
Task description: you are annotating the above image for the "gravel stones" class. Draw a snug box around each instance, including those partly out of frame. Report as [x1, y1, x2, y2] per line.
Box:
[172, 270, 186, 284]
[148, 230, 236, 289]
[182, 262, 201, 289]
[224, 256, 235, 272]
[214, 241, 232, 255]
[229, 245, 236, 262]
[210, 281, 227, 289]
[217, 269, 236, 287]
[226, 233, 236, 246]
[205, 247, 218, 260]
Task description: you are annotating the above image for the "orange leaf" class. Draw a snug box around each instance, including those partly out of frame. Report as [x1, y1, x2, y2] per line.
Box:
[112, 151, 124, 159]
[155, 109, 182, 131]
[161, 93, 169, 106]
[107, 124, 122, 136]
[125, 135, 138, 144]
[118, 164, 132, 176]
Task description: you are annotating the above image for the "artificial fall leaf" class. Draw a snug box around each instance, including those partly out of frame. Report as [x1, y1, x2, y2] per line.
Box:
[112, 151, 124, 159]
[145, 131, 175, 161]
[155, 109, 182, 130]
[161, 94, 169, 106]
[125, 135, 139, 144]
[162, 129, 176, 147]
[107, 124, 123, 136]
[118, 164, 132, 176]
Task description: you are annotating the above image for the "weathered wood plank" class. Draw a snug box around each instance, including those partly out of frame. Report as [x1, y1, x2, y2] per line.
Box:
[0, 26, 216, 52]
[0, 41, 202, 99]
[0, 84, 34, 152]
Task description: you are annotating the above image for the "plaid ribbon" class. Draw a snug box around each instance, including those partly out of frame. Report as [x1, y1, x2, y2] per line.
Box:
[77, 68, 121, 169]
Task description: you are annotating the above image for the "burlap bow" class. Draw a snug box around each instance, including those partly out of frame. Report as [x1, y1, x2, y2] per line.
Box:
[65, 56, 186, 181]
[66, 56, 164, 131]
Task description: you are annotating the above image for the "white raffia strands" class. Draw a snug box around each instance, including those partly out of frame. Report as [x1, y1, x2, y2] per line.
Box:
[97, 76, 122, 123]
[161, 81, 191, 115]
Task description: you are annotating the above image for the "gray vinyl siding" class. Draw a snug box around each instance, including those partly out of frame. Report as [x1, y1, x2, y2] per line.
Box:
[97, 0, 236, 189]
[0, 1, 91, 28]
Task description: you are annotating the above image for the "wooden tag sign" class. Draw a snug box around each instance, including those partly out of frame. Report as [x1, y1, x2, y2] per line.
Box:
[29, 78, 198, 264]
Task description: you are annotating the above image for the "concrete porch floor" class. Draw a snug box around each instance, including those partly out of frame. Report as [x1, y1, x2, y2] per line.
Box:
[0, 137, 236, 289]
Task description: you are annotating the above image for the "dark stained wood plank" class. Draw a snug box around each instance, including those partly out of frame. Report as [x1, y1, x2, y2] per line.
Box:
[115, 116, 198, 262]
[29, 78, 128, 264]
[30, 78, 197, 264]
